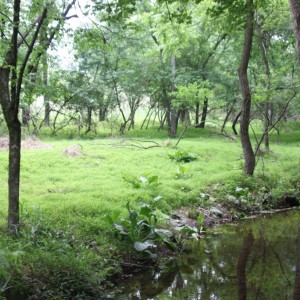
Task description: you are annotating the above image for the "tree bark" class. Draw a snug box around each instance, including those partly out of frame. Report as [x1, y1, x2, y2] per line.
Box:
[168, 55, 178, 137]
[289, 0, 300, 77]
[232, 110, 241, 135]
[43, 53, 50, 126]
[99, 106, 108, 122]
[8, 120, 21, 231]
[238, 0, 255, 176]
[199, 96, 208, 128]
[22, 105, 31, 126]
[257, 23, 271, 152]
[195, 101, 200, 127]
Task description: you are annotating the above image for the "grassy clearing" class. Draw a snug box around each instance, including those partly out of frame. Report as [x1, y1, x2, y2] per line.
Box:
[0, 122, 299, 297]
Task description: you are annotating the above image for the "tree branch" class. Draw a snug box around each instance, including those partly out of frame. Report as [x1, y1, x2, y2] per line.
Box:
[15, 8, 48, 117]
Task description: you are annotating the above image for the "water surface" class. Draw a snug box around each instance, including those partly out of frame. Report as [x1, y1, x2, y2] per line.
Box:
[111, 210, 300, 299]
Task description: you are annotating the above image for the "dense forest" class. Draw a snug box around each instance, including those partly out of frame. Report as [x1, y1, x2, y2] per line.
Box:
[0, 0, 299, 298]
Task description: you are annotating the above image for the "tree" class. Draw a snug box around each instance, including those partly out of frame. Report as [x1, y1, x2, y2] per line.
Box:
[289, 0, 300, 75]
[238, 0, 256, 175]
[0, 0, 75, 232]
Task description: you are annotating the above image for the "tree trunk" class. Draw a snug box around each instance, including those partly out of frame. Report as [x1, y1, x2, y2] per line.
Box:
[195, 101, 200, 127]
[168, 108, 178, 137]
[85, 106, 92, 134]
[238, 0, 255, 176]
[289, 0, 300, 77]
[99, 106, 107, 122]
[22, 105, 31, 126]
[232, 110, 241, 135]
[263, 103, 270, 151]
[180, 109, 190, 125]
[199, 96, 208, 128]
[8, 120, 21, 232]
[0, 66, 22, 233]
[221, 99, 236, 133]
[168, 55, 178, 137]
[258, 23, 271, 152]
[43, 53, 50, 126]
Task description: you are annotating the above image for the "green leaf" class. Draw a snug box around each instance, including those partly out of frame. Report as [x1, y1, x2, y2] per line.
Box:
[113, 224, 128, 235]
[140, 205, 152, 218]
[197, 214, 205, 227]
[148, 175, 158, 184]
[134, 240, 157, 252]
[179, 225, 198, 234]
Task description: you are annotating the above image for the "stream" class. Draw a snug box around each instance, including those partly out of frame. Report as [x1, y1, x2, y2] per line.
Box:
[107, 209, 300, 299]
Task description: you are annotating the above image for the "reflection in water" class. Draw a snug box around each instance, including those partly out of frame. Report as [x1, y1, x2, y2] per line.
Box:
[237, 232, 254, 300]
[111, 210, 300, 299]
[293, 228, 300, 299]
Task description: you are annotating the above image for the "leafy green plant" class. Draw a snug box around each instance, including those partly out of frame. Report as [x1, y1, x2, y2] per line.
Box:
[105, 201, 176, 258]
[175, 166, 191, 179]
[168, 151, 197, 163]
[122, 174, 160, 189]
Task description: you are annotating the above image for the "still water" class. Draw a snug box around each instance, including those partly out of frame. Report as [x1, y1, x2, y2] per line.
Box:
[111, 210, 300, 299]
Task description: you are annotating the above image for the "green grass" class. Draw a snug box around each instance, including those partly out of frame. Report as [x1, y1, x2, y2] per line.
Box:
[0, 122, 299, 297]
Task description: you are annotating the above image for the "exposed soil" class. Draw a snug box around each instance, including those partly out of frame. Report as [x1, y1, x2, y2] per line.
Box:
[0, 136, 52, 150]
[170, 202, 299, 232]
[63, 144, 83, 157]
[171, 203, 237, 230]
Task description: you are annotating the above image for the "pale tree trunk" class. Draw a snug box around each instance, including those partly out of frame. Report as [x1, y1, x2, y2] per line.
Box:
[289, 0, 300, 77]
[43, 53, 50, 125]
[258, 24, 271, 152]
[168, 55, 178, 137]
[22, 106, 31, 126]
[238, 0, 255, 176]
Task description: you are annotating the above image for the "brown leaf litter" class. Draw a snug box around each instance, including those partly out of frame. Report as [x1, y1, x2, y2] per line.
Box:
[0, 136, 52, 151]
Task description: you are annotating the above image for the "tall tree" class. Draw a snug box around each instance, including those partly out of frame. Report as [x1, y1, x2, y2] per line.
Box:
[238, 0, 256, 175]
[289, 0, 300, 75]
[0, 0, 75, 232]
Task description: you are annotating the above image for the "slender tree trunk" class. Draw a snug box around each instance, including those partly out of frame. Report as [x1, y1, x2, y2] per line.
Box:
[199, 96, 208, 128]
[221, 99, 236, 133]
[168, 55, 178, 137]
[99, 106, 107, 122]
[195, 101, 200, 127]
[168, 108, 178, 137]
[289, 0, 300, 77]
[232, 110, 241, 135]
[43, 52, 50, 126]
[22, 105, 30, 126]
[263, 103, 270, 151]
[258, 24, 271, 152]
[85, 107, 92, 134]
[8, 120, 21, 231]
[238, 0, 255, 176]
